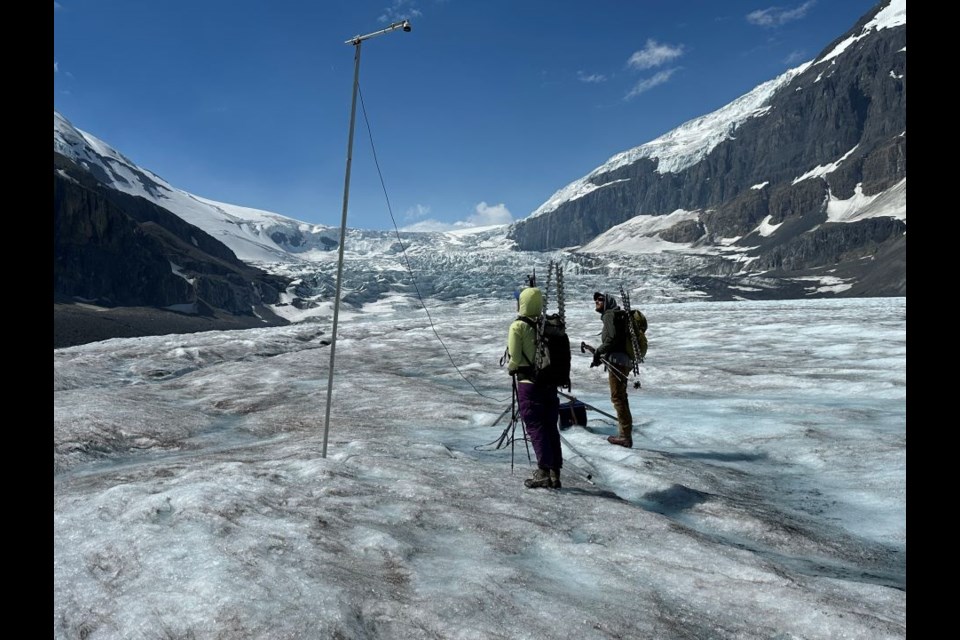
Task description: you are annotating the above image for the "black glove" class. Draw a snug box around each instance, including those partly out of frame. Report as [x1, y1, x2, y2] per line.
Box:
[590, 353, 601, 368]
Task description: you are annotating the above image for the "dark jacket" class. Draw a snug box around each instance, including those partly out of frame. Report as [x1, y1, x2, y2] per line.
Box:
[595, 293, 628, 359]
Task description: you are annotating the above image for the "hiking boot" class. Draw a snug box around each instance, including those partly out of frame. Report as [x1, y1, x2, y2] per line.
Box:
[549, 468, 561, 490]
[607, 435, 633, 448]
[524, 468, 552, 489]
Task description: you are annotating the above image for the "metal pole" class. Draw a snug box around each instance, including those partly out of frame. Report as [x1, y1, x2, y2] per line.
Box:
[322, 20, 412, 458]
[321, 41, 362, 459]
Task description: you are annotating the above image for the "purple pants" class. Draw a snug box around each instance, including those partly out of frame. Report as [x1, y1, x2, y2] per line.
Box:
[517, 381, 562, 470]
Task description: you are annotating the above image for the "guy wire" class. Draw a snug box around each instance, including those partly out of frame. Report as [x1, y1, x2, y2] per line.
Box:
[358, 85, 507, 403]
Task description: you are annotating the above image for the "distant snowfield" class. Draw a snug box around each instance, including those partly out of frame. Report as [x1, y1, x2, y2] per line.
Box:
[581, 209, 712, 255]
[827, 179, 906, 223]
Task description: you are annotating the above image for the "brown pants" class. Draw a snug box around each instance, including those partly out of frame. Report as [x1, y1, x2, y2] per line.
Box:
[607, 363, 633, 437]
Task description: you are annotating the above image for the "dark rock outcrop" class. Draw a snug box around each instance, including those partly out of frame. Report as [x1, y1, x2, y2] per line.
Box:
[54, 152, 292, 348]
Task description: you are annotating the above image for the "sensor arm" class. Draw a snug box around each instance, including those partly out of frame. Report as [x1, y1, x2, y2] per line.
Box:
[345, 20, 412, 45]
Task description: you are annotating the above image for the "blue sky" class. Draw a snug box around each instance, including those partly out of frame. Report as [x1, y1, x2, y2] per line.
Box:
[53, 0, 879, 232]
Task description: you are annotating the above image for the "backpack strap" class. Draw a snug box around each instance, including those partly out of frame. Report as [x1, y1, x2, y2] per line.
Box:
[610, 310, 630, 353]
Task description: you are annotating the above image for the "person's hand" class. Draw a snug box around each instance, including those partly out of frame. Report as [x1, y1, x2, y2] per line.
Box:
[590, 353, 601, 368]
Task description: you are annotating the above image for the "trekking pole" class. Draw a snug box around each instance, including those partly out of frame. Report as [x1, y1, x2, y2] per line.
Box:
[495, 376, 519, 448]
[509, 377, 519, 468]
[501, 377, 532, 473]
[618, 284, 644, 388]
[557, 390, 621, 423]
[555, 261, 565, 322]
[512, 406, 534, 474]
[558, 433, 598, 484]
[490, 404, 511, 428]
[580, 342, 631, 384]
[495, 419, 512, 449]
[517, 380, 533, 470]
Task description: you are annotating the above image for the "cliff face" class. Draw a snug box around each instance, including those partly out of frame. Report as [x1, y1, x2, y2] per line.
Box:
[507, 2, 905, 297]
[54, 152, 292, 347]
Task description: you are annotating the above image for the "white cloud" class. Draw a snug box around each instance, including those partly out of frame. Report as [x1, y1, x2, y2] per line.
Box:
[378, 0, 422, 23]
[404, 203, 431, 221]
[621, 39, 684, 99]
[465, 201, 513, 226]
[783, 49, 807, 65]
[55, 61, 59, 73]
[577, 70, 606, 83]
[398, 219, 452, 232]
[400, 201, 513, 232]
[625, 68, 679, 100]
[746, 1, 817, 27]
[627, 39, 684, 70]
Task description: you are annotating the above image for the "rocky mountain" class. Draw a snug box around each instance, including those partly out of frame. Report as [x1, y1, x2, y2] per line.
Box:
[507, 0, 906, 298]
[53, 0, 906, 348]
[54, 148, 292, 348]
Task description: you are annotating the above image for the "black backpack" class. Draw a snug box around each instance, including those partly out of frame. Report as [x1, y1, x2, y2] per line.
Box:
[520, 314, 572, 390]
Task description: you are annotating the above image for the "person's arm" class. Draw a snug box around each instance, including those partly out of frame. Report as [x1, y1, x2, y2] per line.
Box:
[595, 312, 616, 356]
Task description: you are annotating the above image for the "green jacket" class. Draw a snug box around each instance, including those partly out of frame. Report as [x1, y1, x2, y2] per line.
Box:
[507, 287, 544, 380]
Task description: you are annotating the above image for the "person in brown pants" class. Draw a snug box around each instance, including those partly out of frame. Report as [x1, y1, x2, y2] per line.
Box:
[590, 292, 634, 448]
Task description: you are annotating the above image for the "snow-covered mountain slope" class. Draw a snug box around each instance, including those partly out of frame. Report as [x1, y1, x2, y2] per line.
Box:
[54, 102, 892, 314]
[530, 66, 808, 221]
[55, 111, 540, 271]
[55, 110, 335, 263]
[529, 0, 907, 223]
